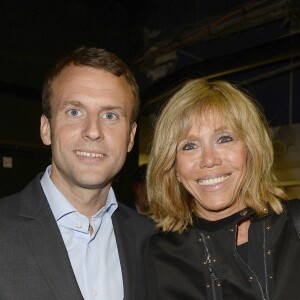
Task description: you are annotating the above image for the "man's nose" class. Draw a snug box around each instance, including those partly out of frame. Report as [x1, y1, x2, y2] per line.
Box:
[82, 115, 103, 141]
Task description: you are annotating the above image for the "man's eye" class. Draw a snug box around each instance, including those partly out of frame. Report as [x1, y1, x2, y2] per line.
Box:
[103, 112, 118, 120]
[67, 109, 81, 117]
[218, 135, 233, 143]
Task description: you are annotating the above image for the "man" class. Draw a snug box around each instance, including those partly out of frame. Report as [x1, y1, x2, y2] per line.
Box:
[0, 47, 154, 300]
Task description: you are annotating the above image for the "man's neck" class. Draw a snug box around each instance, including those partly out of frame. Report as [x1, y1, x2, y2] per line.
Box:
[52, 178, 111, 220]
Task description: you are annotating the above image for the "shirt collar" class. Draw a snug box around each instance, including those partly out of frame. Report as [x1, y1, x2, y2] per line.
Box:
[40, 165, 118, 221]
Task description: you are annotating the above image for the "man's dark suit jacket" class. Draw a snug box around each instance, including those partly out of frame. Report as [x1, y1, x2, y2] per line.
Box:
[0, 173, 154, 300]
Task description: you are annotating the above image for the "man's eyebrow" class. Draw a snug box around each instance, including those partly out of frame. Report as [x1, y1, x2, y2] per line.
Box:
[62, 100, 84, 108]
[102, 105, 126, 115]
[60, 102, 127, 116]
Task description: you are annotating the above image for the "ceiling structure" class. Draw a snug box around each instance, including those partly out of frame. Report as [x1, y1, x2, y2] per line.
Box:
[0, 0, 300, 155]
[133, 0, 300, 157]
[138, 0, 300, 116]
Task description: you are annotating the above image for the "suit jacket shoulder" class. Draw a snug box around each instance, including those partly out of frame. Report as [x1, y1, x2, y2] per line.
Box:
[0, 174, 156, 300]
[0, 173, 83, 300]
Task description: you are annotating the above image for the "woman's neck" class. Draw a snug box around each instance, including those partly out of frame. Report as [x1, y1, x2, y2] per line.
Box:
[236, 219, 250, 245]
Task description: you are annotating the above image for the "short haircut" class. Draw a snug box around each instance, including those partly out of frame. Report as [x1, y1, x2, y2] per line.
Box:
[42, 46, 139, 124]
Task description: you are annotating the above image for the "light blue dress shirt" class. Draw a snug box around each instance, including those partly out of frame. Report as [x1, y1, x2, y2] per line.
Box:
[41, 166, 123, 300]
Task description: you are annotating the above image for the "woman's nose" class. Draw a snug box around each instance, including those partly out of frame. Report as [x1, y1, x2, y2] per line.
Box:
[199, 145, 221, 168]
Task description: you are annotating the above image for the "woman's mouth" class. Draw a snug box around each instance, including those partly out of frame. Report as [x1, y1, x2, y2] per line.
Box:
[197, 174, 230, 186]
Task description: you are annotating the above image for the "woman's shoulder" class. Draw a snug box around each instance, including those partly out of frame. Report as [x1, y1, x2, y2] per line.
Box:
[283, 198, 300, 207]
[279, 198, 300, 218]
[149, 227, 197, 250]
[281, 198, 300, 235]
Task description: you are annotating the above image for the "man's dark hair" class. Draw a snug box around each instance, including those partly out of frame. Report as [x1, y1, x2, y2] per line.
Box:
[42, 46, 140, 124]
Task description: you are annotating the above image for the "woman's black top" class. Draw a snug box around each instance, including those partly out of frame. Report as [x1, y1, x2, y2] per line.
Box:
[144, 199, 300, 300]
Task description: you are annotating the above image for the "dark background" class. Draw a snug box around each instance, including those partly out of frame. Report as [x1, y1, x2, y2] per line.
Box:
[0, 0, 299, 205]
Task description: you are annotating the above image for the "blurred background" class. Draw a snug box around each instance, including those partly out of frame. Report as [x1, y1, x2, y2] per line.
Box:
[0, 0, 299, 205]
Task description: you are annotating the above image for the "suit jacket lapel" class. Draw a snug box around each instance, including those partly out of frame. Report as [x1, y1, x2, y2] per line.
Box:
[112, 206, 136, 300]
[18, 175, 83, 300]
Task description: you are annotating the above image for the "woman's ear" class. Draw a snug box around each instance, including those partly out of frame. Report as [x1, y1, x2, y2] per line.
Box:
[175, 171, 181, 183]
[40, 114, 52, 145]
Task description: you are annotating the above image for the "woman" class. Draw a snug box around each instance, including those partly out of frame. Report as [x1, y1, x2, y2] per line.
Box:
[144, 78, 300, 300]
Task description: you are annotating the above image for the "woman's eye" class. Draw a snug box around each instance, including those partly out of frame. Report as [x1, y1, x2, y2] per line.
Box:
[182, 142, 196, 150]
[67, 109, 81, 117]
[218, 135, 233, 143]
[103, 112, 118, 120]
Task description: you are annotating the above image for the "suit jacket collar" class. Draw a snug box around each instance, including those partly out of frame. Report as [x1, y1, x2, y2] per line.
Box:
[18, 173, 84, 300]
[112, 205, 136, 300]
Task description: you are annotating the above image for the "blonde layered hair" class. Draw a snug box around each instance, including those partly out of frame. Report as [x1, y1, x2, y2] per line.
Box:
[147, 78, 286, 232]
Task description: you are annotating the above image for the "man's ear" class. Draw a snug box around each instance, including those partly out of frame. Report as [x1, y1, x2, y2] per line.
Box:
[127, 122, 137, 152]
[40, 114, 51, 145]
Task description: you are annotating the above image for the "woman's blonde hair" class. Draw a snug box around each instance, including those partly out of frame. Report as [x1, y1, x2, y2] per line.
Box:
[147, 78, 286, 232]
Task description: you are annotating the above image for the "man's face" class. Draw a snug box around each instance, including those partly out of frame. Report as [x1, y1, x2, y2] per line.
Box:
[40, 65, 136, 194]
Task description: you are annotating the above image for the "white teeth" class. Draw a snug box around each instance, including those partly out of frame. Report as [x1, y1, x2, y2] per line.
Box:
[198, 174, 230, 186]
[76, 151, 104, 158]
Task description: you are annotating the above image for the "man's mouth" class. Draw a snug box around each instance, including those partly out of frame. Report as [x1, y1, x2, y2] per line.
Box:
[76, 151, 104, 158]
[197, 174, 230, 186]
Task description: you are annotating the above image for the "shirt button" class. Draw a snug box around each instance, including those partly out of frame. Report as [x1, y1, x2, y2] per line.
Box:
[87, 245, 91, 252]
[76, 222, 82, 228]
[92, 289, 97, 296]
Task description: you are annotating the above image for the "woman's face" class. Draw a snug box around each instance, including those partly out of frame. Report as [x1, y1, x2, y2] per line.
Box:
[175, 114, 248, 221]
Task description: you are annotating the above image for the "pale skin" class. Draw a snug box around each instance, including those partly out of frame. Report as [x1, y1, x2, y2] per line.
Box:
[176, 115, 250, 245]
[236, 220, 250, 245]
[40, 65, 136, 221]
